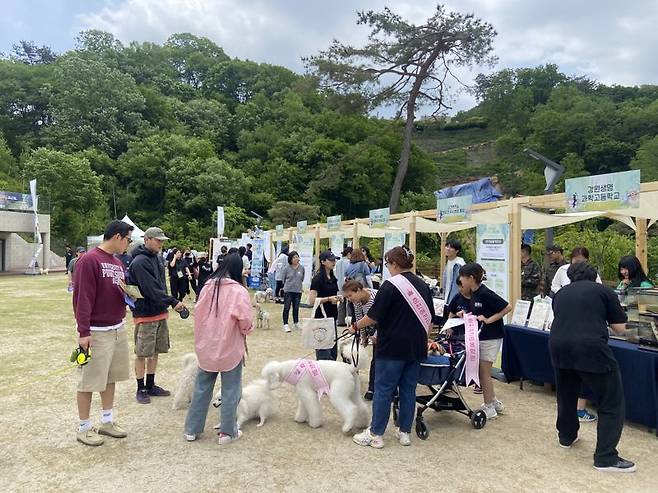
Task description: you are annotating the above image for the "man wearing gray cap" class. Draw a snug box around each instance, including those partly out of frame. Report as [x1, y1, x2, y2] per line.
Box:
[128, 227, 186, 404]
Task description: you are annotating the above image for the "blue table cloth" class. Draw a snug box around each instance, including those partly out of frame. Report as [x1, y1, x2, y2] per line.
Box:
[502, 324, 658, 432]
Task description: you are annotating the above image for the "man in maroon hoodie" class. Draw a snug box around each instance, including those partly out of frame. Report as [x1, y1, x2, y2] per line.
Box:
[73, 220, 134, 446]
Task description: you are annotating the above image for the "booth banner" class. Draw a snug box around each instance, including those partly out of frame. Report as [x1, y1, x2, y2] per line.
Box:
[0, 190, 34, 211]
[476, 224, 509, 303]
[217, 206, 225, 238]
[383, 231, 406, 280]
[275, 224, 284, 237]
[251, 238, 265, 275]
[565, 170, 640, 212]
[298, 234, 314, 288]
[327, 215, 342, 231]
[330, 232, 344, 255]
[297, 220, 308, 235]
[239, 233, 251, 247]
[369, 207, 390, 228]
[437, 195, 472, 223]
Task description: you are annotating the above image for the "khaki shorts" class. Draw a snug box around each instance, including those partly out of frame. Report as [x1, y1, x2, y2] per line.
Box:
[134, 319, 170, 357]
[77, 327, 130, 393]
[479, 338, 503, 363]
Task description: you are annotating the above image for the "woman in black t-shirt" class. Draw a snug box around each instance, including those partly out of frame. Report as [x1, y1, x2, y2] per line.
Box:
[309, 251, 340, 361]
[351, 246, 434, 449]
[459, 263, 512, 420]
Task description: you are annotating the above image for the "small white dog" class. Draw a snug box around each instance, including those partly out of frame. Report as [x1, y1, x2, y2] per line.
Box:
[213, 379, 276, 429]
[253, 287, 273, 305]
[172, 353, 199, 410]
[262, 359, 370, 433]
[255, 303, 271, 329]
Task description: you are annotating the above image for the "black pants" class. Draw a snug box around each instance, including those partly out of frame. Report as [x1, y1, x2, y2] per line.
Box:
[555, 368, 625, 467]
[282, 291, 302, 324]
[368, 343, 376, 392]
[275, 280, 284, 298]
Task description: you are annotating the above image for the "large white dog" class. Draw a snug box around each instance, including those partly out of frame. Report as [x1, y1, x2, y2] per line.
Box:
[213, 379, 276, 430]
[172, 353, 199, 410]
[262, 359, 370, 433]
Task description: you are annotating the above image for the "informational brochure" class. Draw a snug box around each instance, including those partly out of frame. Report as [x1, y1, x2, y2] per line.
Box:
[511, 300, 532, 326]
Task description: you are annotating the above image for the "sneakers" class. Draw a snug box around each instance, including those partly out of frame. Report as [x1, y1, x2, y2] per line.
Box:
[559, 436, 579, 449]
[76, 428, 104, 446]
[353, 428, 384, 449]
[147, 385, 171, 397]
[493, 398, 505, 414]
[480, 403, 498, 420]
[395, 427, 411, 446]
[473, 385, 483, 394]
[283, 324, 291, 333]
[577, 409, 597, 422]
[136, 389, 151, 404]
[184, 433, 198, 442]
[293, 323, 300, 331]
[218, 430, 242, 445]
[363, 391, 374, 401]
[594, 458, 636, 473]
[97, 422, 128, 438]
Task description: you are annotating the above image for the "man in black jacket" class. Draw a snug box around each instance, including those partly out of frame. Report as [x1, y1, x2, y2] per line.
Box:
[129, 227, 186, 404]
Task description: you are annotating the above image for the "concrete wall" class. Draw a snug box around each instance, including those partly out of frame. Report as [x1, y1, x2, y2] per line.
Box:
[0, 210, 64, 271]
[0, 210, 50, 234]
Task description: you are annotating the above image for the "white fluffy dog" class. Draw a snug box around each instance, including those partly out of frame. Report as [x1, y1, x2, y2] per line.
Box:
[172, 353, 199, 410]
[262, 360, 369, 433]
[255, 303, 271, 329]
[213, 379, 276, 429]
[337, 332, 371, 371]
[253, 287, 273, 304]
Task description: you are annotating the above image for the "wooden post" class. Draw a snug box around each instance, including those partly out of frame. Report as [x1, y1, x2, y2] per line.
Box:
[409, 211, 417, 273]
[439, 232, 447, 289]
[288, 228, 293, 246]
[509, 198, 523, 307]
[352, 220, 359, 249]
[636, 217, 648, 274]
[314, 225, 321, 271]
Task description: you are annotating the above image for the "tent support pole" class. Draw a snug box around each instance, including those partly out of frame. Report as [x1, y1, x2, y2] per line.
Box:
[314, 225, 321, 271]
[439, 232, 447, 290]
[636, 217, 648, 274]
[509, 198, 523, 307]
[409, 211, 417, 273]
[352, 221, 359, 249]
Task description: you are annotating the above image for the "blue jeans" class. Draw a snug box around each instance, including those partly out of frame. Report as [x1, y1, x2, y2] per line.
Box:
[184, 362, 243, 437]
[370, 358, 420, 435]
[282, 291, 302, 324]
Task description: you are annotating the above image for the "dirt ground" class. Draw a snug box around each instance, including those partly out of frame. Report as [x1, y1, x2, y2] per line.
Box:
[1, 274, 657, 493]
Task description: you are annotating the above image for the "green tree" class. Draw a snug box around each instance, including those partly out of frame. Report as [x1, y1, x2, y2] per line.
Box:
[11, 41, 58, 65]
[630, 135, 658, 181]
[306, 5, 497, 212]
[267, 201, 320, 227]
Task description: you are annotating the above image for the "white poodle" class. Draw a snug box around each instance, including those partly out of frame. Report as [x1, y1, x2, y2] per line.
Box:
[172, 353, 199, 410]
[337, 332, 370, 371]
[262, 359, 370, 433]
[212, 379, 276, 429]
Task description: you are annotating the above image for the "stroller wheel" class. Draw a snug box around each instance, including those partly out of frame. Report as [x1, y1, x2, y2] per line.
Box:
[471, 410, 487, 429]
[416, 419, 429, 440]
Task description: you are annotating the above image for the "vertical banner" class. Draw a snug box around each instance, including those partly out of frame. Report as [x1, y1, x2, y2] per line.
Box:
[464, 314, 480, 386]
[217, 206, 225, 238]
[330, 232, 345, 255]
[383, 231, 407, 280]
[437, 195, 472, 223]
[565, 170, 640, 212]
[327, 215, 342, 231]
[298, 234, 315, 288]
[251, 238, 265, 275]
[28, 179, 42, 270]
[369, 207, 390, 228]
[476, 223, 509, 303]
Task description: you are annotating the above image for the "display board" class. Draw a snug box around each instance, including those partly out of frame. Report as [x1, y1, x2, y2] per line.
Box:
[330, 232, 344, 256]
[369, 207, 390, 228]
[437, 195, 472, 223]
[383, 231, 406, 280]
[565, 170, 640, 212]
[297, 233, 314, 288]
[327, 215, 341, 231]
[297, 220, 308, 235]
[476, 223, 509, 303]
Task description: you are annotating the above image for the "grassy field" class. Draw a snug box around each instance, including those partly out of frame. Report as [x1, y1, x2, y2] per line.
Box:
[1, 274, 657, 493]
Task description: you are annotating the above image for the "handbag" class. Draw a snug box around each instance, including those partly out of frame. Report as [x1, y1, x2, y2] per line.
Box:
[301, 300, 337, 350]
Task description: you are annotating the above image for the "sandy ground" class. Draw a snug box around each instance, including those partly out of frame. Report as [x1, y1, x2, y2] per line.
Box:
[1, 274, 658, 493]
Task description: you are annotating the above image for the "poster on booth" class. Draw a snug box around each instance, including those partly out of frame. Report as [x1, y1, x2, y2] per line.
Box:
[383, 231, 407, 280]
[437, 195, 472, 223]
[327, 215, 342, 231]
[369, 207, 390, 228]
[297, 234, 315, 289]
[565, 170, 640, 212]
[330, 233, 344, 256]
[476, 224, 509, 303]
[248, 238, 265, 288]
[297, 220, 308, 235]
[275, 224, 284, 238]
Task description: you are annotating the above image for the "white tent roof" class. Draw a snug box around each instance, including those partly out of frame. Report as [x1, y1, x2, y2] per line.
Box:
[121, 214, 146, 238]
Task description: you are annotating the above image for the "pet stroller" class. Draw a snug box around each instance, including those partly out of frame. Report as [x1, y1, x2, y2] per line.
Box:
[393, 335, 487, 440]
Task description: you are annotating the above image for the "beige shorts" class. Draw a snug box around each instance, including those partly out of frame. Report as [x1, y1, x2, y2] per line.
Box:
[77, 327, 130, 393]
[134, 319, 170, 357]
[479, 338, 503, 363]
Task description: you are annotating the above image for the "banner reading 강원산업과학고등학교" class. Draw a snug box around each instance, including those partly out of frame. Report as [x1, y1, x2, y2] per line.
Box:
[565, 170, 640, 212]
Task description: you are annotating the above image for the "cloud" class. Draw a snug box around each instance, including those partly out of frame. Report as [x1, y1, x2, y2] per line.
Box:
[76, 0, 658, 113]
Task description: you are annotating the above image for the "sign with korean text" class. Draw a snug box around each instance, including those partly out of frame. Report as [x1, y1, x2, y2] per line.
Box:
[437, 195, 472, 223]
[330, 233, 344, 256]
[476, 223, 509, 304]
[383, 231, 407, 280]
[0, 190, 34, 211]
[297, 220, 308, 235]
[275, 224, 284, 237]
[327, 215, 342, 231]
[369, 207, 390, 228]
[565, 170, 640, 212]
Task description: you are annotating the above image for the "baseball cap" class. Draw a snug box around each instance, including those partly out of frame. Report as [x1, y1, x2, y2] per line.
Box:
[546, 244, 563, 254]
[75, 246, 86, 253]
[319, 251, 336, 262]
[144, 227, 170, 241]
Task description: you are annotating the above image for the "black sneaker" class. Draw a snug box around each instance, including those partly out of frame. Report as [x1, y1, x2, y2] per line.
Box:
[147, 385, 171, 397]
[594, 458, 636, 473]
[364, 391, 374, 401]
[136, 389, 151, 404]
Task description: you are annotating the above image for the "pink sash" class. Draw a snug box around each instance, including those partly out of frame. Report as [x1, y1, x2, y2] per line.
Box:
[464, 314, 480, 387]
[387, 274, 432, 333]
[284, 359, 331, 400]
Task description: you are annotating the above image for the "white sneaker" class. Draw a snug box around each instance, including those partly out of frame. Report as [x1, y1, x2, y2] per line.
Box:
[395, 427, 411, 446]
[493, 398, 505, 414]
[283, 324, 291, 333]
[293, 323, 300, 331]
[353, 428, 384, 449]
[184, 433, 197, 442]
[218, 430, 242, 445]
[480, 403, 498, 420]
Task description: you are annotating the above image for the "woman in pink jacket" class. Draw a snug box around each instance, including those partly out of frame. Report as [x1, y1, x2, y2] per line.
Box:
[184, 254, 254, 445]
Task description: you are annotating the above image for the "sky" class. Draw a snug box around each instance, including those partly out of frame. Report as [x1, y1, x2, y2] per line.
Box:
[1, 0, 657, 114]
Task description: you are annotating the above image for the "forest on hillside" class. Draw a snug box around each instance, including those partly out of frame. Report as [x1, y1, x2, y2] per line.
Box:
[1, 32, 657, 252]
